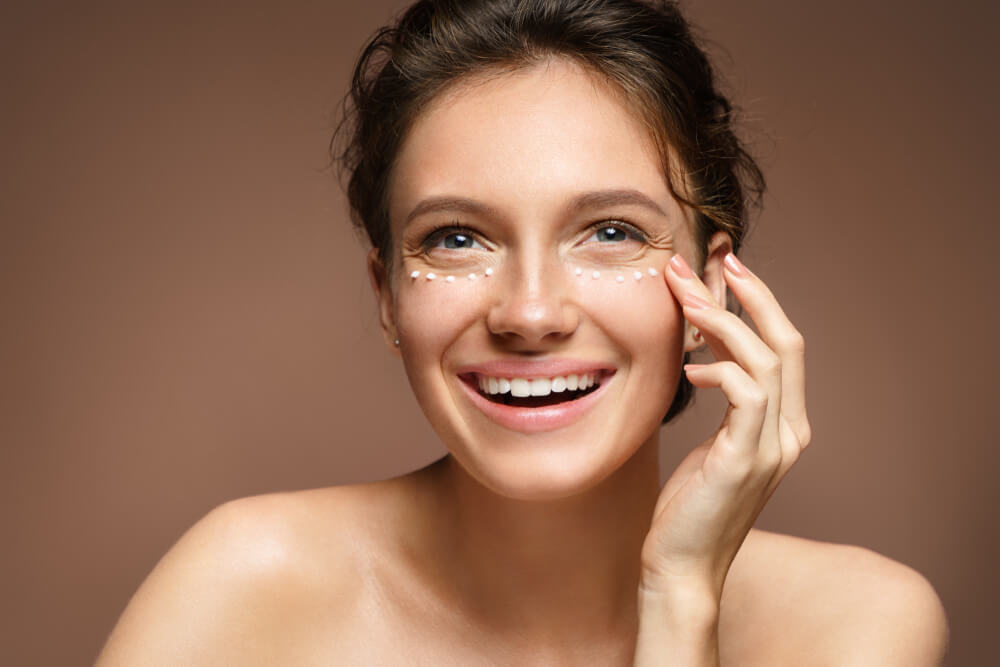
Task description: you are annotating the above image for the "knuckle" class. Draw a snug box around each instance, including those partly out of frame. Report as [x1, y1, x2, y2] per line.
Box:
[745, 386, 768, 410]
[758, 447, 782, 474]
[798, 420, 813, 448]
[760, 353, 782, 377]
[780, 329, 806, 354]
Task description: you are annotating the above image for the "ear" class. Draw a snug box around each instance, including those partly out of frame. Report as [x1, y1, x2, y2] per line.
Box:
[367, 248, 401, 356]
[684, 231, 733, 352]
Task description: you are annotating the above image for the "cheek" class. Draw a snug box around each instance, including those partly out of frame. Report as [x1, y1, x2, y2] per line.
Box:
[395, 270, 493, 358]
[572, 266, 684, 351]
[570, 265, 685, 405]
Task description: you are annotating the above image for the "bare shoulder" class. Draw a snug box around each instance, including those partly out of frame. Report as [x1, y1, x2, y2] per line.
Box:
[721, 529, 950, 666]
[96, 484, 389, 666]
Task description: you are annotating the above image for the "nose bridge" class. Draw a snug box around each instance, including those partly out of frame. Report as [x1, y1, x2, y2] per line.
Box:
[487, 242, 577, 344]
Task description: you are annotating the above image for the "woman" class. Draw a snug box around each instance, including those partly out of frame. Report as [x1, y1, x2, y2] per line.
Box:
[97, 0, 949, 664]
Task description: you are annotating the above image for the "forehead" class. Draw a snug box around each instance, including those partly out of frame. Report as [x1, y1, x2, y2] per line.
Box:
[388, 58, 689, 234]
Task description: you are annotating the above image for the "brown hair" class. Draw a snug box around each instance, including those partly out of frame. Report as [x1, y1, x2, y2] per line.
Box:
[332, 0, 764, 422]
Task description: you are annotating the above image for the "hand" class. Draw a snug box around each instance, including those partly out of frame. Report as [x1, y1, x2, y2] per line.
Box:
[639, 252, 811, 602]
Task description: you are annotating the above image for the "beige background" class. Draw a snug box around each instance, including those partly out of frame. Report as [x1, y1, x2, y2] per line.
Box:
[2, 0, 997, 664]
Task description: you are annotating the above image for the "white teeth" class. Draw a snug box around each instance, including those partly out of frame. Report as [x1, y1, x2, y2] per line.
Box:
[475, 372, 599, 397]
[529, 378, 552, 396]
[510, 378, 531, 397]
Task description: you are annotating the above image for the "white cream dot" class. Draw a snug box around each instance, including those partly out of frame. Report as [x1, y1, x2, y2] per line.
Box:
[410, 270, 420, 279]
[575, 267, 583, 276]
[468, 273, 476, 280]
[426, 273, 436, 280]
[592, 271, 600, 279]
[616, 275, 625, 283]
[633, 271, 642, 281]
[484, 267, 494, 276]
[648, 267, 658, 276]
[445, 275, 455, 282]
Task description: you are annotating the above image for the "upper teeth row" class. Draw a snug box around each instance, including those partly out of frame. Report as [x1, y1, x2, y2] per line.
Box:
[477, 373, 598, 397]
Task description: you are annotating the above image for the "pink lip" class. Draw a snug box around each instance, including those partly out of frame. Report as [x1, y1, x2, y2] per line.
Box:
[456, 368, 615, 434]
[455, 358, 616, 379]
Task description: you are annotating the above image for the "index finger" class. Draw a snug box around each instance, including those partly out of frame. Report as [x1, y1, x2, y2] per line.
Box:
[722, 254, 809, 446]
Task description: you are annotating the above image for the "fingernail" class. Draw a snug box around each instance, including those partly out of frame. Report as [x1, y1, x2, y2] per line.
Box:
[683, 293, 712, 309]
[669, 254, 694, 279]
[684, 363, 706, 372]
[724, 253, 748, 277]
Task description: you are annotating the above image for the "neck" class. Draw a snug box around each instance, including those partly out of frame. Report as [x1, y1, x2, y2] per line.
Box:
[412, 435, 662, 650]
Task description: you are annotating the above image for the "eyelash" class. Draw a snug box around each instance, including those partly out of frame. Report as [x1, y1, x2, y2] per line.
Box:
[419, 219, 650, 251]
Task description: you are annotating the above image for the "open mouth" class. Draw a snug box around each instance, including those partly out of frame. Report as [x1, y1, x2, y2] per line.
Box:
[460, 371, 609, 409]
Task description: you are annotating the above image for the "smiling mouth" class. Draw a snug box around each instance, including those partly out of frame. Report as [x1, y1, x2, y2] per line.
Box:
[461, 372, 607, 408]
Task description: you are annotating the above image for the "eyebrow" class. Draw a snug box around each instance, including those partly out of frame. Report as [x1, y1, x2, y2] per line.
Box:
[404, 197, 500, 226]
[567, 189, 668, 217]
[404, 188, 667, 226]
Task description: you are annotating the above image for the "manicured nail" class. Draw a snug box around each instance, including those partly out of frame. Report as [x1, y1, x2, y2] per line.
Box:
[724, 253, 748, 277]
[683, 293, 713, 309]
[684, 363, 706, 372]
[670, 254, 694, 279]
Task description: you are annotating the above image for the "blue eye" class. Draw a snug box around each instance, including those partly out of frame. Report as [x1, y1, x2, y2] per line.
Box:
[587, 222, 645, 244]
[424, 226, 487, 251]
[441, 232, 482, 249]
[595, 226, 628, 242]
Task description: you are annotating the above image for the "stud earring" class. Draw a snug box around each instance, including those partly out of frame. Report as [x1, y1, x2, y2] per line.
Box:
[692, 328, 701, 341]
[394, 338, 400, 347]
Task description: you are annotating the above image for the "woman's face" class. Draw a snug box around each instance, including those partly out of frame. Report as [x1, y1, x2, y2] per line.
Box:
[375, 59, 707, 500]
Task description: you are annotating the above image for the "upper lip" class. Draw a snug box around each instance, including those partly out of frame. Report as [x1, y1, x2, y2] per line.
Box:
[455, 358, 617, 379]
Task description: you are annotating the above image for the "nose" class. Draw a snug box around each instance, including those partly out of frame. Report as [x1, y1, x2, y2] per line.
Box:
[485, 254, 579, 348]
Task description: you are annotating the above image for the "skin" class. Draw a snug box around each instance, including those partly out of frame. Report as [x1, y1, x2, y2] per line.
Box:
[96, 59, 949, 665]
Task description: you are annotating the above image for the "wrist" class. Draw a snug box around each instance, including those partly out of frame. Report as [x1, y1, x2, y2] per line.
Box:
[634, 580, 720, 667]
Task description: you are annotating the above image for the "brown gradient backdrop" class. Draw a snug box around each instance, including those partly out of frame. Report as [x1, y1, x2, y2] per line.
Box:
[1, 0, 996, 664]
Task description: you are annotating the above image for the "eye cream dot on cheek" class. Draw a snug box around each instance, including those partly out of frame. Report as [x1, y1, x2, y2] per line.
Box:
[410, 270, 420, 280]
[592, 271, 600, 279]
[468, 273, 476, 280]
[485, 267, 494, 276]
[648, 267, 658, 277]
[575, 267, 583, 276]
[426, 273, 436, 281]
[634, 271, 642, 281]
[446, 275, 455, 283]
[616, 275, 625, 283]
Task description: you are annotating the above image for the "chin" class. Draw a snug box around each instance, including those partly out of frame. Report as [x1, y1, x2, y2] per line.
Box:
[445, 430, 651, 502]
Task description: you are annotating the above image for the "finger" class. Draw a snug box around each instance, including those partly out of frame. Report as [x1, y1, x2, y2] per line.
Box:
[684, 361, 768, 463]
[679, 289, 783, 443]
[722, 254, 810, 446]
[663, 252, 721, 308]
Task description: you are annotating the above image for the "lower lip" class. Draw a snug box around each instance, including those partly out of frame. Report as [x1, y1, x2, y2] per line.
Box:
[459, 374, 613, 433]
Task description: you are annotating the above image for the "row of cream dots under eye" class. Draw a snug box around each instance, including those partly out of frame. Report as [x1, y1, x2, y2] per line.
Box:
[409, 267, 661, 283]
